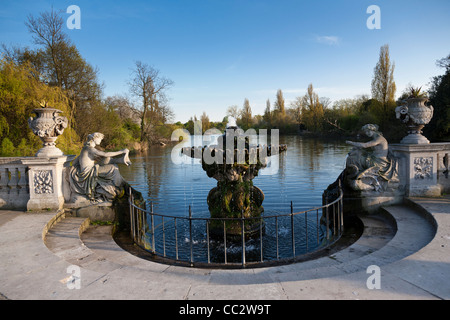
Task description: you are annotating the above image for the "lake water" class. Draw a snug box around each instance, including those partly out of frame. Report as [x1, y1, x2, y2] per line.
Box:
[119, 135, 352, 264]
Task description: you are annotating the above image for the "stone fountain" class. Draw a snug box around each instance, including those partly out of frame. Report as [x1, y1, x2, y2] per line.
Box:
[182, 120, 287, 239]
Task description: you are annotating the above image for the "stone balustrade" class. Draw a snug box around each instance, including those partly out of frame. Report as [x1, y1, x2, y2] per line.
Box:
[0, 158, 30, 209]
[1, 143, 449, 213]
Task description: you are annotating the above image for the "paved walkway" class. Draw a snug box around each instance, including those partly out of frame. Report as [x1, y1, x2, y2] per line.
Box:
[0, 196, 449, 300]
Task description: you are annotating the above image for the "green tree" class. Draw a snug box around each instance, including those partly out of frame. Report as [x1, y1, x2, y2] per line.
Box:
[184, 118, 195, 135]
[371, 44, 396, 106]
[24, 8, 103, 139]
[2, 8, 104, 144]
[240, 98, 252, 130]
[425, 54, 450, 141]
[1, 138, 16, 157]
[371, 44, 397, 134]
[263, 99, 272, 128]
[0, 59, 80, 155]
[288, 96, 303, 131]
[200, 111, 210, 133]
[301, 84, 324, 132]
[226, 105, 240, 121]
[274, 89, 286, 115]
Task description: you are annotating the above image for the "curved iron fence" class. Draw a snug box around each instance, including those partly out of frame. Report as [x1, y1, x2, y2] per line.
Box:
[127, 184, 344, 268]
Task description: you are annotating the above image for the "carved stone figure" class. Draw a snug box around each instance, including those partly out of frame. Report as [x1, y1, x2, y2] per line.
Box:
[181, 119, 287, 239]
[69, 132, 131, 204]
[345, 124, 398, 191]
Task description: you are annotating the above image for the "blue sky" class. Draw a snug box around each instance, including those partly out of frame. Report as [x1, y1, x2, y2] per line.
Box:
[1, 0, 449, 122]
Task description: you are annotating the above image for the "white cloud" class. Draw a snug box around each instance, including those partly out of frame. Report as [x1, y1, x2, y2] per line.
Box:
[316, 35, 340, 46]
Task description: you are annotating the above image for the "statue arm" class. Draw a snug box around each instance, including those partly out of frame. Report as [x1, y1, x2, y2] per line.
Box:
[346, 137, 382, 149]
[346, 140, 366, 148]
[90, 147, 128, 159]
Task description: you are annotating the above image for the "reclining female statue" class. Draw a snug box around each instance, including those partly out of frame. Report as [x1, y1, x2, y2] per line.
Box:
[69, 132, 131, 203]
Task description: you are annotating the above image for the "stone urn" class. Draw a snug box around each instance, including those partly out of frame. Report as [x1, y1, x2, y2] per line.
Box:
[28, 107, 68, 157]
[396, 97, 434, 144]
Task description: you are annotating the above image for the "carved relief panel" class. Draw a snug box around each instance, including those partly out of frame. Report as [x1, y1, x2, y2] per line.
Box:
[414, 157, 433, 180]
[33, 170, 54, 194]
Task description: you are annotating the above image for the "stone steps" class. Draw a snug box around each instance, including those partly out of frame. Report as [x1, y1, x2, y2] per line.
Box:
[44, 217, 94, 265]
[331, 204, 433, 269]
[44, 216, 152, 274]
[43, 201, 436, 284]
[257, 203, 436, 282]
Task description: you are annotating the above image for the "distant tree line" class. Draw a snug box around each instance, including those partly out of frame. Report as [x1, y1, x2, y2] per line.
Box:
[192, 45, 449, 143]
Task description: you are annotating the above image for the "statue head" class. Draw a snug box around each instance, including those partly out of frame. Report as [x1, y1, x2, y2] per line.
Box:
[361, 124, 381, 137]
[85, 132, 104, 147]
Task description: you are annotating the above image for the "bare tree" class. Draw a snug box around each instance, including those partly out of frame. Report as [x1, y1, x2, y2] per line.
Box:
[129, 61, 173, 141]
[25, 7, 69, 88]
[159, 100, 175, 124]
[289, 97, 303, 126]
[226, 105, 240, 120]
[263, 99, 272, 126]
[104, 95, 140, 124]
[200, 111, 210, 133]
[302, 84, 324, 132]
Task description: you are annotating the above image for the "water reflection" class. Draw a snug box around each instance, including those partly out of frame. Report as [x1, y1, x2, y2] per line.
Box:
[120, 136, 351, 217]
[121, 135, 351, 262]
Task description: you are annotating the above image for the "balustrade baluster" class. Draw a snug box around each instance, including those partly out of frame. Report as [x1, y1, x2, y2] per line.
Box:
[0, 167, 9, 190]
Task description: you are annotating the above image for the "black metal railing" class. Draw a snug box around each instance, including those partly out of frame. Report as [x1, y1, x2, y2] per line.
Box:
[128, 183, 344, 268]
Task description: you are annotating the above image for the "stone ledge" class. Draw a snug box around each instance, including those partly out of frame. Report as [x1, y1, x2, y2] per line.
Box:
[41, 209, 66, 241]
[65, 201, 116, 222]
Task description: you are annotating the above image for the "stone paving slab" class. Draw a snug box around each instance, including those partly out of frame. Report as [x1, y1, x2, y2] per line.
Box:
[0, 195, 449, 300]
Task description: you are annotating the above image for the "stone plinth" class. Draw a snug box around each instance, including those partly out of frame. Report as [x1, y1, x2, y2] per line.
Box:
[65, 201, 116, 222]
[21, 155, 75, 211]
[390, 143, 450, 197]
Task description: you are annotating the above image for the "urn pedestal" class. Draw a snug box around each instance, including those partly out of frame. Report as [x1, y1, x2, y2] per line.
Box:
[25, 107, 72, 211]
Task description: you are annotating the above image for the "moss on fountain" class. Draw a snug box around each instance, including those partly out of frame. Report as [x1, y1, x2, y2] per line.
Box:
[182, 128, 286, 239]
